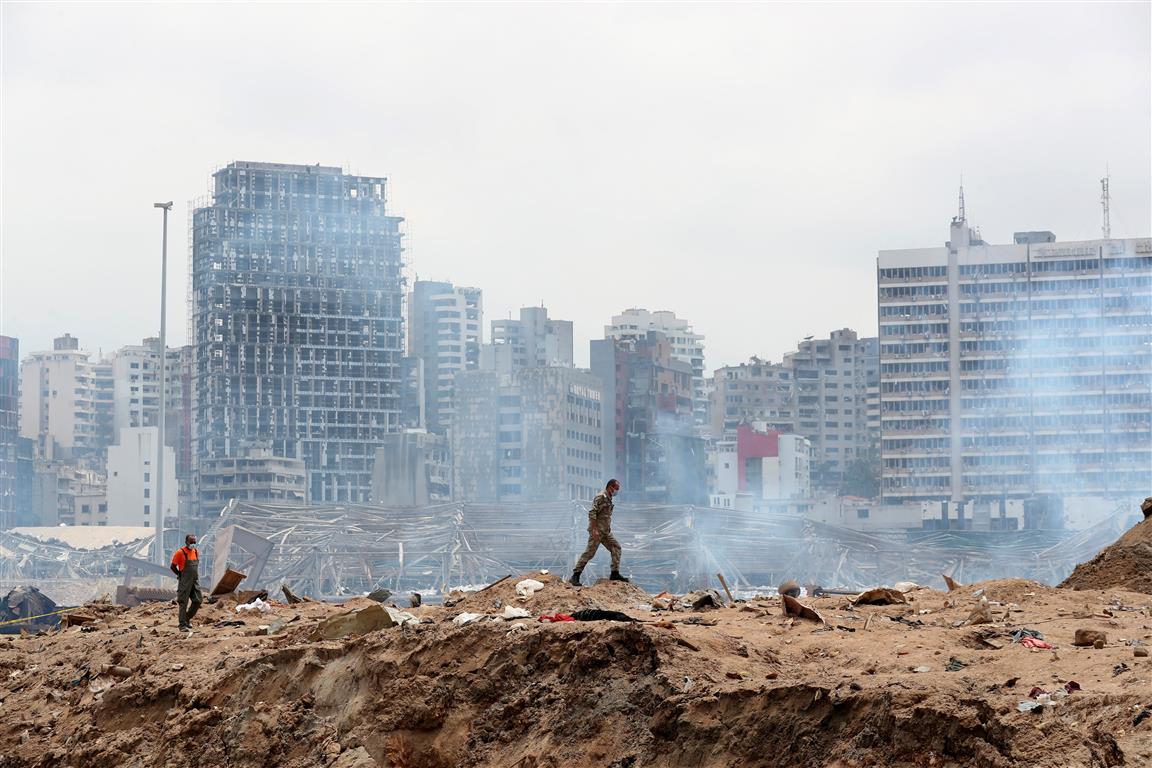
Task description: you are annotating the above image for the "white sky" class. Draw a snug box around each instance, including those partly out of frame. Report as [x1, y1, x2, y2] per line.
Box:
[2, 2, 1149, 370]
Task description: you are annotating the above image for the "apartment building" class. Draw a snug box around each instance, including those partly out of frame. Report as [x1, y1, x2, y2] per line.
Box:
[877, 211, 1151, 504]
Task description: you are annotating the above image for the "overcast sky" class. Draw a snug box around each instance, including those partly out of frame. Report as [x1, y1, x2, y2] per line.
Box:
[2, 2, 1149, 370]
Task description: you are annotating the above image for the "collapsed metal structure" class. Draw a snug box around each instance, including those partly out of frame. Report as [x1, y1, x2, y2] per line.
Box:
[0, 502, 1139, 603]
[199, 500, 1141, 598]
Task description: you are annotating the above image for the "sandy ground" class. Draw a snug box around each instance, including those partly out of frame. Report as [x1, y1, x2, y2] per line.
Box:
[2, 522, 1152, 767]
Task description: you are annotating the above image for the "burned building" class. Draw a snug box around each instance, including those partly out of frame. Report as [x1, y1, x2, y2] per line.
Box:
[591, 331, 705, 505]
[191, 162, 406, 506]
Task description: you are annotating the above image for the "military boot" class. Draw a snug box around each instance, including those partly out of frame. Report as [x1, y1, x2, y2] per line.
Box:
[569, 570, 582, 586]
[609, 571, 629, 582]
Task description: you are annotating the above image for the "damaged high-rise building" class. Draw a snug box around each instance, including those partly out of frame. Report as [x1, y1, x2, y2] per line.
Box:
[191, 161, 406, 506]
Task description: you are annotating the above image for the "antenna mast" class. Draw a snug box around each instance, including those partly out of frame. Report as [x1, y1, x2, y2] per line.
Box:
[1100, 170, 1111, 240]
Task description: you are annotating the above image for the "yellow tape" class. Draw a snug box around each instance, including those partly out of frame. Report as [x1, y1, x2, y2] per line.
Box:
[0, 607, 75, 628]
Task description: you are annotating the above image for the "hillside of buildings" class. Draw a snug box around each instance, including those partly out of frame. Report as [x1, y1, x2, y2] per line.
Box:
[3, 517, 1152, 768]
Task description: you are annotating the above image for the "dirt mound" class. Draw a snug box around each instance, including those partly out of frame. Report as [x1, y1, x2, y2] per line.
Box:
[1059, 517, 1152, 593]
[3, 572, 1152, 767]
[963, 579, 1059, 604]
[452, 572, 653, 617]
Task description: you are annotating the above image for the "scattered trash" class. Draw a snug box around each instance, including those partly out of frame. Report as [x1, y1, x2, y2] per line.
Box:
[571, 608, 636, 622]
[1011, 628, 1045, 643]
[1065, 681, 1081, 693]
[1073, 629, 1107, 647]
[281, 584, 306, 604]
[778, 580, 801, 598]
[852, 588, 907, 607]
[212, 620, 245, 628]
[942, 574, 963, 592]
[911, 666, 932, 673]
[1020, 637, 1054, 650]
[501, 606, 532, 620]
[893, 581, 921, 593]
[410, 593, 422, 608]
[452, 613, 485, 626]
[538, 613, 575, 623]
[515, 579, 546, 599]
[209, 568, 246, 597]
[685, 589, 725, 610]
[1017, 700, 1041, 713]
[365, 588, 392, 603]
[781, 595, 824, 623]
[507, 623, 529, 633]
[1134, 708, 1151, 727]
[965, 598, 992, 626]
[1028, 686, 1048, 699]
[1113, 663, 1130, 677]
[945, 657, 967, 672]
[384, 607, 420, 627]
[236, 598, 270, 614]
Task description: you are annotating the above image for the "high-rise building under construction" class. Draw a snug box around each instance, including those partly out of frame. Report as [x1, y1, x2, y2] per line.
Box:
[191, 161, 405, 505]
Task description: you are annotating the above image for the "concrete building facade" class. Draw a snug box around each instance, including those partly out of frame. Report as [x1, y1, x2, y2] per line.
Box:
[712, 331, 878, 492]
[370, 430, 450, 506]
[408, 280, 482, 435]
[877, 211, 1151, 505]
[106, 427, 177, 528]
[485, 306, 573, 373]
[590, 331, 705, 504]
[19, 335, 105, 464]
[453, 367, 604, 502]
[782, 330, 879, 491]
[605, 309, 707, 425]
[197, 445, 307, 513]
[191, 161, 406, 505]
[0, 336, 18, 529]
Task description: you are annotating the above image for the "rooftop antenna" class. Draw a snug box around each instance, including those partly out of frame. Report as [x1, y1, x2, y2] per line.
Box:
[958, 176, 966, 223]
[1101, 167, 1111, 240]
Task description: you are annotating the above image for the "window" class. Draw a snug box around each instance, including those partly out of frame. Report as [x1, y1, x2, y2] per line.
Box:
[144, 472, 150, 482]
[857, 508, 870, 519]
[144, 505, 150, 515]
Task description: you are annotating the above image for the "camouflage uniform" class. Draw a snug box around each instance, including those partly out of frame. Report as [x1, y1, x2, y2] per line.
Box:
[574, 490, 622, 573]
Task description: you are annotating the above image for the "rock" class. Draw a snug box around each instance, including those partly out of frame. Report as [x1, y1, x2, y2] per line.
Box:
[1134, 647, 1149, 658]
[1073, 629, 1107, 647]
[852, 588, 907, 607]
[410, 593, 422, 608]
[1093, 639, 1105, 650]
[309, 604, 395, 641]
[778, 580, 801, 598]
[365, 589, 392, 603]
[331, 746, 378, 768]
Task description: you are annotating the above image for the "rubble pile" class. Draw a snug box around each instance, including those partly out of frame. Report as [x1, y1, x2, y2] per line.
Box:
[1060, 516, 1152, 594]
[2, 530, 1152, 766]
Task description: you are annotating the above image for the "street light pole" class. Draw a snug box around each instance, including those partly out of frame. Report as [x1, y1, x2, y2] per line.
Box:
[153, 201, 173, 565]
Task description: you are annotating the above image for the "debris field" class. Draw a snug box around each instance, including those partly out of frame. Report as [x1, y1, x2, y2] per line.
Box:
[2, 519, 1152, 768]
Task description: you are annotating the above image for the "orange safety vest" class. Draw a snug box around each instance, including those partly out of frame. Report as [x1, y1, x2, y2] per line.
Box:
[171, 545, 199, 572]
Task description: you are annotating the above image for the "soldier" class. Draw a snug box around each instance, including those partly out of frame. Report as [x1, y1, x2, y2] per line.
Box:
[170, 534, 202, 634]
[570, 479, 628, 586]
[1142, 497, 1152, 520]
